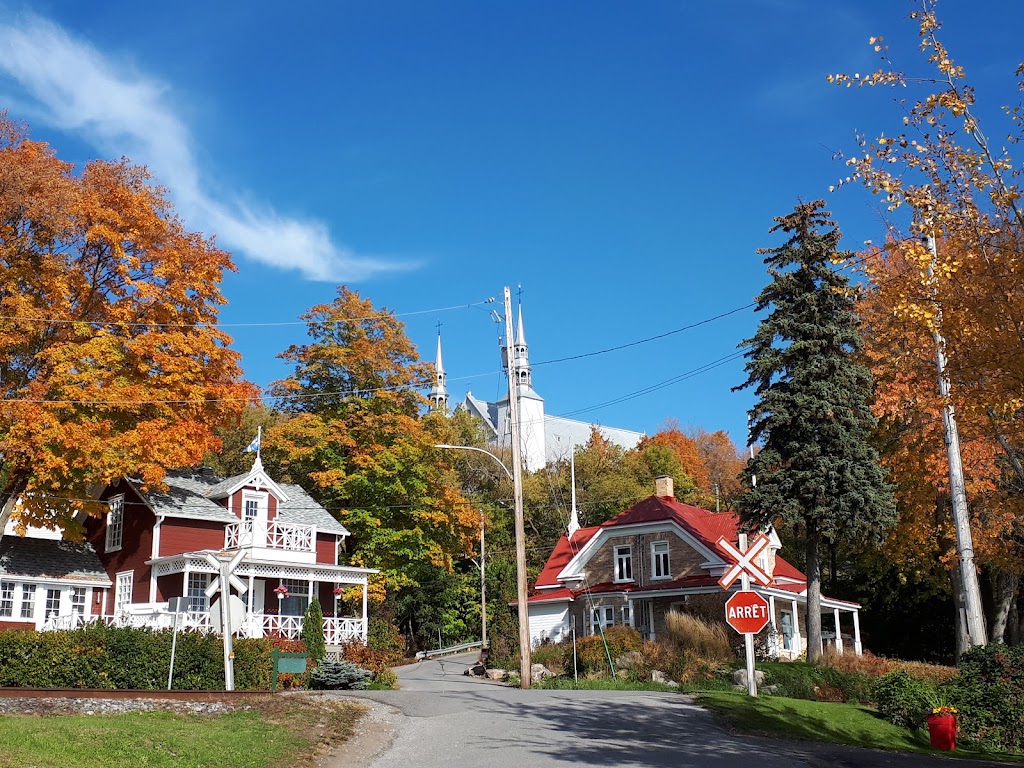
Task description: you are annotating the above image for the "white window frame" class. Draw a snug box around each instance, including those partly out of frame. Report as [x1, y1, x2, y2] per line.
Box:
[71, 587, 87, 616]
[241, 490, 268, 522]
[279, 578, 310, 616]
[187, 573, 210, 613]
[590, 605, 615, 635]
[20, 583, 36, 620]
[780, 610, 795, 651]
[44, 588, 62, 619]
[0, 581, 13, 618]
[613, 545, 633, 583]
[105, 494, 125, 552]
[651, 540, 671, 580]
[621, 603, 633, 627]
[115, 570, 133, 616]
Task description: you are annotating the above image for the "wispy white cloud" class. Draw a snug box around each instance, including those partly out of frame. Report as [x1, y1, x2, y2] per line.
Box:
[0, 13, 409, 282]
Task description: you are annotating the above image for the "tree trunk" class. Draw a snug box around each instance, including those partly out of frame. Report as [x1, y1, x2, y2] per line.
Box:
[805, 528, 823, 663]
[950, 567, 970, 657]
[990, 569, 1020, 644]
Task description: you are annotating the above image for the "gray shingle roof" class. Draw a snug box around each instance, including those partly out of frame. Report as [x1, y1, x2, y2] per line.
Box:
[0, 536, 109, 582]
[133, 469, 347, 535]
[277, 483, 349, 535]
[135, 470, 237, 522]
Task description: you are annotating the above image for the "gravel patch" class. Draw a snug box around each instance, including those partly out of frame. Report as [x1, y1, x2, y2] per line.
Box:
[0, 696, 243, 716]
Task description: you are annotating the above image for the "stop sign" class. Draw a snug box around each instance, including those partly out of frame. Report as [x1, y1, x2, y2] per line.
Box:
[725, 590, 771, 634]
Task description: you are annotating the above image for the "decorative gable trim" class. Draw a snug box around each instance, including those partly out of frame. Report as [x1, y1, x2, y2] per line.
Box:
[556, 520, 726, 585]
[206, 460, 291, 505]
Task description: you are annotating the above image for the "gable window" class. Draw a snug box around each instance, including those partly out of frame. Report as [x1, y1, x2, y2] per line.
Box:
[244, 497, 259, 520]
[651, 540, 670, 580]
[614, 545, 633, 582]
[0, 581, 13, 617]
[187, 573, 210, 613]
[105, 495, 125, 552]
[45, 588, 61, 619]
[20, 584, 36, 619]
[241, 491, 268, 523]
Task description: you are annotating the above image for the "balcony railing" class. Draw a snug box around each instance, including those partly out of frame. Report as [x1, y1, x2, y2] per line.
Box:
[225, 520, 315, 552]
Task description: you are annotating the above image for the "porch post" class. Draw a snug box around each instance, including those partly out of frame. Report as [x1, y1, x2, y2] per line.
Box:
[791, 598, 802, 655]
[852, 609, 862, 656]
[768, 594, 778, 658]
[308, 577, 315, 611]
[183, 564, 191, 613]
[361, 579, 368, 642]
[833, 608, 844, 654]
[768, 595, 777, 630]
[246, 574, 255, 637]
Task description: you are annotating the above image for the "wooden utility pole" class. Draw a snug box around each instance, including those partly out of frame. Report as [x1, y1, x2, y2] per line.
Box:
[503, 286, 532, 688]
[925, 233, 988, 648]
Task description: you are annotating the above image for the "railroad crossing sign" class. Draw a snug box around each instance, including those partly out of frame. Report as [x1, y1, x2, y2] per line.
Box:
[725, 590, 771, 635]
[716, 533, 772, 589]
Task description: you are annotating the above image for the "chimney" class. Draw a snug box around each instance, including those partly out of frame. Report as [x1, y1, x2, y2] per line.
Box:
[655, 475, 674, 499]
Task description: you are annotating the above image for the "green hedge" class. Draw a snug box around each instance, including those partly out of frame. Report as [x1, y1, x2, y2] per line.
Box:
[945, 644, 1024, 754]
[0, 624, 274, 690]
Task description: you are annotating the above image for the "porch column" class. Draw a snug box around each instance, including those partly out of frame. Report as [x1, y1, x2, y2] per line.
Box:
[833, 607, 844, 654]
[308, 576, 315, 610]
[852, 610, 863, 656]
[361, 580, 368, 642]
[768, 595, 777, 630]
[183, 564, 191, 613]
[767, 594, 778, 658]
[648, 601, 656, 642]
[791, 598, 802, 655]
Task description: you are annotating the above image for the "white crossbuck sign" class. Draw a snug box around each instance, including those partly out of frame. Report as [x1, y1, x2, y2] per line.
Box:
[717, 534, 772, 589]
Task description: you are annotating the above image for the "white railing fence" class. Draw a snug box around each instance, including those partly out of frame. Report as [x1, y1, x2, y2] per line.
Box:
[224, 520, 315, 552]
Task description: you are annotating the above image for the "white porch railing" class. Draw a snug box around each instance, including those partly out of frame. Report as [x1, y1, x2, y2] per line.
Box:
[225, 520, 315, 552]
[42, 609, 366, 644]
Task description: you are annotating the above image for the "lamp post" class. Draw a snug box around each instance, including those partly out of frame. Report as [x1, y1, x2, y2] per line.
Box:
[435, 442, 530, 685]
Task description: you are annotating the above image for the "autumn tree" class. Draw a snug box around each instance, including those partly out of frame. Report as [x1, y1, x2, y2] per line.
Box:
[0, 115, 253, 533]
[267, 287, 479, 608]
[690, 428, 746, 510]
[831, 0, 1024, 647]
[736, 200, 896, 662]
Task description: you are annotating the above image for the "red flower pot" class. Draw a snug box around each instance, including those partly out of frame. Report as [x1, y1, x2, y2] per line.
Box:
[927, 714, 956, 751]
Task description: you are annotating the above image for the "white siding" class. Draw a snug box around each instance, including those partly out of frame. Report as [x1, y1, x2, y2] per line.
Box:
[528, 601, 571, 647]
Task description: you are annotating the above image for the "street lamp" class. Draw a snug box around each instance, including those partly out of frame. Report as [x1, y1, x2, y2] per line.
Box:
[435, 442, 531, 686]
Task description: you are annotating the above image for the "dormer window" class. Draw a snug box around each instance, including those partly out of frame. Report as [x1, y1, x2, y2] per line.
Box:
[241, 491, 268, 522]
[614, 545, 633, 582]
[244, 497, 259, 520]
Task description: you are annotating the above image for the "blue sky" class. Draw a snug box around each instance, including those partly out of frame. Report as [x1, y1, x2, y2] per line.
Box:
[1, 1, 1020, 449]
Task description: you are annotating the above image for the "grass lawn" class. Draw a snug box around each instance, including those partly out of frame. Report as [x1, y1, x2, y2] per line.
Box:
[697, 691, 1024, 762]
[0, 696, 364, 768]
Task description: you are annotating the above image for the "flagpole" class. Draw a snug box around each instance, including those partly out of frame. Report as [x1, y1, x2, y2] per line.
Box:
[256, 425, 262, 461]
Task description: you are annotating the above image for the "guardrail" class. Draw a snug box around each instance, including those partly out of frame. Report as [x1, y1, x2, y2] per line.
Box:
[415, 641, 484, 660]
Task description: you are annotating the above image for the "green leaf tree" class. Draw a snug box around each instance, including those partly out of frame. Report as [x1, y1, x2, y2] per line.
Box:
[735, 200, 896, 662]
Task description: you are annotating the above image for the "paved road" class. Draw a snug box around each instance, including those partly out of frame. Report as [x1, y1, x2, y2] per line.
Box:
[322, 653, 1004, 768]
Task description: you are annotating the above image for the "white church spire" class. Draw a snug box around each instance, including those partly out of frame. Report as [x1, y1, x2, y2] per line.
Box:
[427, 328, 449, 412]
[513, 300, 532, 390]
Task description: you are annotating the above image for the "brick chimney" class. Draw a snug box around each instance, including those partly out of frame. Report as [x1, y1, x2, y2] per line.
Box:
[655, 475, 674, 499]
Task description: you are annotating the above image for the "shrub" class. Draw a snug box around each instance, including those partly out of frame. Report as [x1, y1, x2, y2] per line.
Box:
[310, 659, 372, 690]
[303, 599, 327, 662]
[531, 643, 565, 674]
[944, 644, 1024, 753]
[663, 611, 731, 663]
[373, 668, 398, 689]
[0, 625, 274, 690]
[873, 669, 934, 729]
[340, 640, 401, 674]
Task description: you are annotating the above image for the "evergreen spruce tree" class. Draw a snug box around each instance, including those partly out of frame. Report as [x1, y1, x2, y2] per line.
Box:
[303, 598, 327, 662]
[735, 200, 896, 662]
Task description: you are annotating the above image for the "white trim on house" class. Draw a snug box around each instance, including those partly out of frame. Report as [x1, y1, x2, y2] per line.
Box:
[114, 570, 133, 616]
[105, 495, 125, 552]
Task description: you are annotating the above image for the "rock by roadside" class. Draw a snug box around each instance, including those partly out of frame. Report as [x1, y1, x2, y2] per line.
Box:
[0, 696, 240, 716]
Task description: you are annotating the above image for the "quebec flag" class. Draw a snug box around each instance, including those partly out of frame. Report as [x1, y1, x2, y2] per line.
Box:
[244, 429, 261, 454]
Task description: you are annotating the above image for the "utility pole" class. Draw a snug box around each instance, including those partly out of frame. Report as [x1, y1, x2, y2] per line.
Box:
[925, 233, 988, 648]
[502, 286, 532, 688]
[479, 508, 487, 647]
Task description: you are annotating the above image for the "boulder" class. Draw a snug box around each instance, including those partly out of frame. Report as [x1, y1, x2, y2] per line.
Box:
[651, 670, 678, 687]
[531, 663, 553, 681]
[615, 651, 645, 670]
[485, 668, 509, 681]
[732, 668, 765, 687]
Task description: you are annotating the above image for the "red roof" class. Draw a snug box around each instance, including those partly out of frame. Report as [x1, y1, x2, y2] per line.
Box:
[533, 494, 808, 593]
[534, 525, 599, 589]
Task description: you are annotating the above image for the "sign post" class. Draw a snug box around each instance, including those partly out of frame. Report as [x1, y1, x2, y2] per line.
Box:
[203, 550, 249, 691]
[718, 533, 772, 697]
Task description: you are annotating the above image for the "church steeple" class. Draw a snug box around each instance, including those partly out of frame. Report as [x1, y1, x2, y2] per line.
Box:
[427, 330, 449, 412]
[513, 302, 532, 390]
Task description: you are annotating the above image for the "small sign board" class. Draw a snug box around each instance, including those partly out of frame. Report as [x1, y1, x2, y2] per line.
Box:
[167, 597, 187, 614]
[271, 649, 310, 691]
[725, 590, 771, 635]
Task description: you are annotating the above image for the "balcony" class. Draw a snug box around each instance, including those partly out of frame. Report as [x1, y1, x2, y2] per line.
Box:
[225, 520, 315, 556]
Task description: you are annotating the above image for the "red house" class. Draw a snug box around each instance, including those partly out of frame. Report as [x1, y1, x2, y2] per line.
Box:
[526, 476, 862, 658]
[22, 457, 376, 646]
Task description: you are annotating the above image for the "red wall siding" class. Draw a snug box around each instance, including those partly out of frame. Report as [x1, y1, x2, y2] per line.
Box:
[159, 519, 225, 556]
[0, 620, 34, 631]
[267, 495, 277, 521]
[158, 572, 184, 602]
[316, 534, 337, 565]
[229, 493, 241, 518]
[86, 479, 156, 615]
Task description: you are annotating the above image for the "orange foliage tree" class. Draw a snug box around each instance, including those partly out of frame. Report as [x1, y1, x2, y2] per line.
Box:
[0, 115, 253, 533]
[267, 287, 479, 600]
